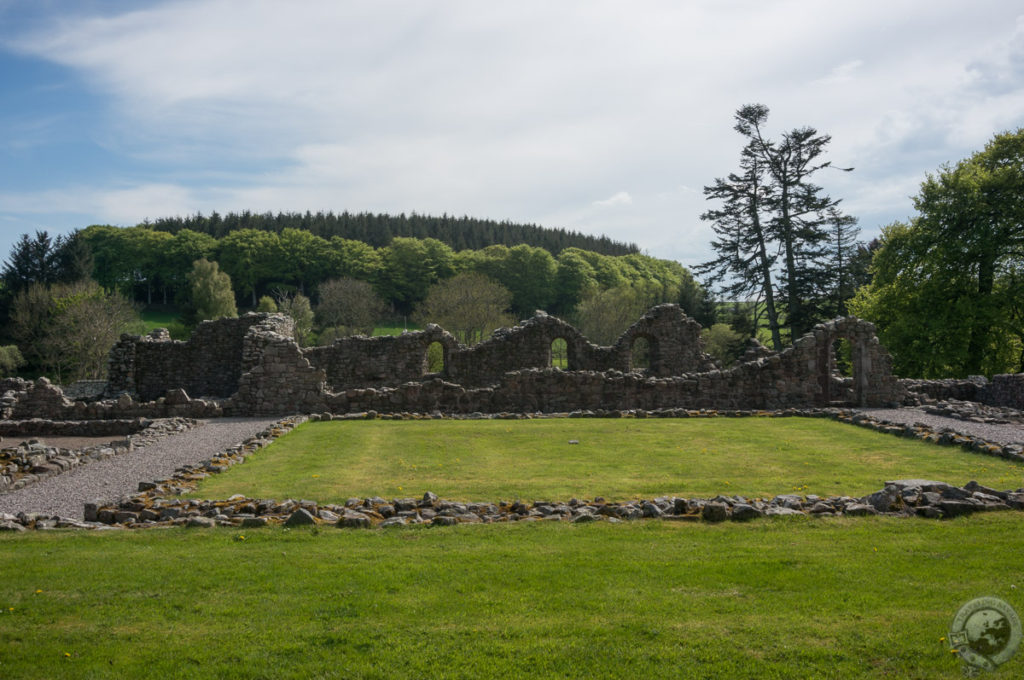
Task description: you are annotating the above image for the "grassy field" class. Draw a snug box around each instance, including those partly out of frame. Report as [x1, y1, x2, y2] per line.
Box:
[4, 417, 1024, 678]
[138, 306, 182, 333]
[1, 516, 1022, 678]
[187, 418, 1024, 503]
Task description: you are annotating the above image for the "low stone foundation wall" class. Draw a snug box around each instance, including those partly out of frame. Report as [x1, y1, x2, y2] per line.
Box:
[0, 418, 150, 438]
[983, 374, 1024, 410]
[901, 378, 985, 402]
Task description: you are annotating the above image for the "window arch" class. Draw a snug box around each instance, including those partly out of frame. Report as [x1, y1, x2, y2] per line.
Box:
[424, 341, 445, 374]
[550, 338, 568, 369]
[630, 337, 650, 371]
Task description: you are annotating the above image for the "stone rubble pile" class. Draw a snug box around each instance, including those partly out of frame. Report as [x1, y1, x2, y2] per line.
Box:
[0, 418, 195, 494]
[57, 479, 1024, 531]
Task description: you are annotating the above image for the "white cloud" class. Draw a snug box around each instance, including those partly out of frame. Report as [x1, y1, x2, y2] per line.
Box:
[2, 0, 1024, 267]
[593, 191, 633, 208]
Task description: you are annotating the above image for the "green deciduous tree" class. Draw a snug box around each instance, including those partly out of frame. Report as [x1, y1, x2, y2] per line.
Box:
[413, 272, 514, 345]
[574, 285, 651, 345]
[379, 237, 455, 314]
[256, 296, 278, 313]
[275, 291, 314, 346]
[0, 345, 25, 377]
[851, 131, 1024, 376]
[188, 259, 238, 322]
[9, 280, 138, 381]
[316, 278, 386, 338]
[217, 229, 281, 307]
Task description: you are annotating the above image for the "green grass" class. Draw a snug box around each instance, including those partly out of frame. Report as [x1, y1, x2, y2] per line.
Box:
[373, 323, 419, 336]
[187, 418, 1024, 503]
[1, 516, 1022, 678]
[138, 307, 183, 333]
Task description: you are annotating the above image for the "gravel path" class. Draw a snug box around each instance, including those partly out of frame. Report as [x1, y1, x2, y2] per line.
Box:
[857, 407, 1024, 446]
[0, 417, 281, 520]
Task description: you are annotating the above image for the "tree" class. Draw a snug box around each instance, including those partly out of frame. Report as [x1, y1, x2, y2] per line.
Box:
[188, 259, 238, 322]
[217, 229, 281, 306]
[701, 323, 746, 367]
[279, 228, 330, 293]
[695, 122, 783, 349]
[412, 272, 514, 344]
[0, 345, 25, 377]
[2, 231, 58, 294]
[470, 244, 557, 315]
[167, 229, 218, 303]
[851, 129, 1024, 376]
[699, 104, 855, 348]
[9, 280, 138, 382]
[552, 249, 599, 314]
[378, 237, 455, 314]
[54, 281, 140, 380]
[256, 296, 278, 313]
[573, 285, 650, 345]
[316, 278, 386, 337]
[275, 291, 314, 346]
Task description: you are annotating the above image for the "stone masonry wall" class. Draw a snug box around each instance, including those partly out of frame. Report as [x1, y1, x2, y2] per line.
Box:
[982, 374, 1024, 410]
[2, 308, 915, 419]
[106, 313, 292, 401]
[303, 325, 457, 390]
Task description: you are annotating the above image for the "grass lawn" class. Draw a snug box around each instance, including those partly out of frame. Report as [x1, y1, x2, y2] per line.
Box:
[1, 516, 1022, 678]
[373, 323, 419, 336]
[138, 307, 183, 333]
[187, 418, 1024, 503]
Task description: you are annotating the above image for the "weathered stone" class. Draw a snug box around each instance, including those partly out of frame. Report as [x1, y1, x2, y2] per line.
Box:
[864, 487, 899, 513]
[730, 504, 763, 521]
[843, 503, 878, 517]
[938, 500, 978, 518]
[337, 511, 371, 529]
[701, 502, 728, 522]
[284, 508, 317, 527]
[763, 506, 804, 517]
[186, 516, 216, 528]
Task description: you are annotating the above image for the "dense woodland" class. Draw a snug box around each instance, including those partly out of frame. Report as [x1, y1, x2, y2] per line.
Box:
[145, 210, 639, 256]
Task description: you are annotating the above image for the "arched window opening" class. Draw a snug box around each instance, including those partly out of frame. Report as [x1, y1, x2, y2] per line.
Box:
[631, 337, 651, 371]
[832, 338, 853, 377]
[551, 338, 568, 369]
[424, 341, 445, 374]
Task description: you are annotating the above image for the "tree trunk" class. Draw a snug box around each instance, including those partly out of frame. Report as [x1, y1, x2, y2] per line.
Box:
[965, 256, 996, 375]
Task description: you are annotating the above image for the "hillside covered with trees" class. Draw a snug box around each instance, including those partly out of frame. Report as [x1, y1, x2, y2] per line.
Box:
[0, 222, 708, 380]
[145, 210, 639, 256]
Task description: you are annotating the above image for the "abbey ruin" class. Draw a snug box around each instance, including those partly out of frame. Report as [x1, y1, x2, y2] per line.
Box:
[1, 304, 1022, 421]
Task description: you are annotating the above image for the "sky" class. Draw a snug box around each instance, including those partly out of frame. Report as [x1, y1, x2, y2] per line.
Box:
[1, 0, 1023, 271]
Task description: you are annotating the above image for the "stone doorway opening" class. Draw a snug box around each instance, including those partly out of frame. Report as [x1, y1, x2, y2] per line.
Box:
[630, 336, 651, 372]
[550, 338, 568, 369]
[424, 341, 445, 374]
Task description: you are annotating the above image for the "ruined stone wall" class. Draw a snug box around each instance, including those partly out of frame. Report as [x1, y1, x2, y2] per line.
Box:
[296, 304, 714, 391]
[316, 318, 903, 415]
[303, 325, 457, 390]
[901, 378, 985, 402]
[106, 313, 292, 401]
[982, 374, 1024, 410]
[1, 308, 908, 419]
[445, 305, 715, 385]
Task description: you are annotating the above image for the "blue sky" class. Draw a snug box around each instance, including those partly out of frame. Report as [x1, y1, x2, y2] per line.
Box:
[1, 0, 1023, 269]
